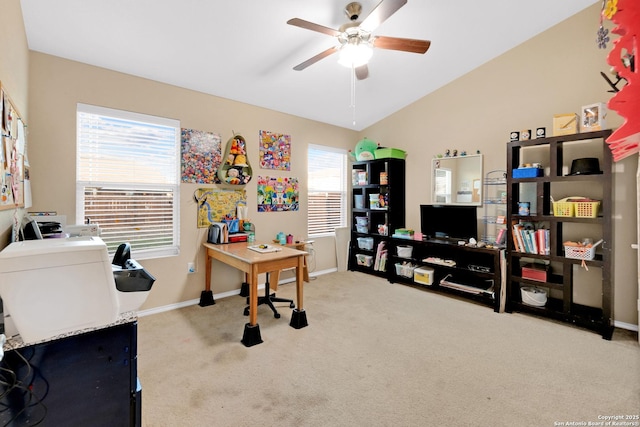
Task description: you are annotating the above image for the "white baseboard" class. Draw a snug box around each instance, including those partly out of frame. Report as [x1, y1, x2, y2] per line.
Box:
[614, 320, 639, 332]
[137, 268, 335, 318]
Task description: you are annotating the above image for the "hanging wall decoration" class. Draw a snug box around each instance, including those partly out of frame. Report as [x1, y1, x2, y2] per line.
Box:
[602, 0, 640, 161]
[194, 187, 247, 228]
[217, 133, 253, 185]
[257, 176, 299, 212]
[259, 130, 291, 170]
[0, 82, 26, 211]
[181, 128, 222, 183]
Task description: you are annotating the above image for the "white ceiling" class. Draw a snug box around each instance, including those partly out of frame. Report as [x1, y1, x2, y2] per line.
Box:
[20, 0, 598, 131]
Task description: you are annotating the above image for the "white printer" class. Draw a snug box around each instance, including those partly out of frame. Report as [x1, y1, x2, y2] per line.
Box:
[0, 237, 154, 344]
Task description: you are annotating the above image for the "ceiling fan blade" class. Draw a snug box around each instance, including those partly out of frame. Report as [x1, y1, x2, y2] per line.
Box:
[373, 36, 431, 54]
[355, 65, 369, 80]
[293, 46, 339, 71]
[360, 0, 408, 33]
[287, 18, 341, 37]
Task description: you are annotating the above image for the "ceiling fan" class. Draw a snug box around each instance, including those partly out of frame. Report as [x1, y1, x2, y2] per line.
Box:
[287, 0, 431, 80]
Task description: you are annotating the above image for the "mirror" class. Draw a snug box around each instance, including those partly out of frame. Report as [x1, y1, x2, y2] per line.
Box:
[432, 154, 483, 206]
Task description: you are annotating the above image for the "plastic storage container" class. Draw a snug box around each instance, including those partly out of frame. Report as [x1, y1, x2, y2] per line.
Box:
[356, 254, 374, 267]
[414, 266, 434, 285]
[396, 245, 413, 258]
[355, 217, 369, 226]
[374, 148, 406, 159]
[357, 237, 374, 250]
[395, 262, 415, 278]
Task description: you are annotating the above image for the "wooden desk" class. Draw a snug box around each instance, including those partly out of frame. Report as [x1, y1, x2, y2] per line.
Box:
[201, 242, 308, 346]
[282, 242, 310, 282]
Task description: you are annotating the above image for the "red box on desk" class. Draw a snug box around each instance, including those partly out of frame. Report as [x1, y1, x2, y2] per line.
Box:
[521, 263, 548, 282]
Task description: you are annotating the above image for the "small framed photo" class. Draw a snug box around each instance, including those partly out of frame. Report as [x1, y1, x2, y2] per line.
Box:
[581, 103, 607, 132]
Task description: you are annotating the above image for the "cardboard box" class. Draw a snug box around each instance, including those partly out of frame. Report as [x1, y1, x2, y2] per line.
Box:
[553, 113, 579, 136]
[521, 263, 549, 282]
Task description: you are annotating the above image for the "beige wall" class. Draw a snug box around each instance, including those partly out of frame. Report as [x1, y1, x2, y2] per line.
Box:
[360, 4, 638, 326]
[0, 0, 29, 248]
[27, 53, 358, 309]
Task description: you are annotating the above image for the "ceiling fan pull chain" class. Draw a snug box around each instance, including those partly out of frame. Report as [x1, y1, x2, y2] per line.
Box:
[351, 66, 357, 125]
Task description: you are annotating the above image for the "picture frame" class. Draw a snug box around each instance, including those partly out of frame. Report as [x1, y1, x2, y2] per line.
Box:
[581, 103, 607, 132]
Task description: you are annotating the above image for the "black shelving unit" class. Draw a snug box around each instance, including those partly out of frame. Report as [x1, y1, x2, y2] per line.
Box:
[348, 158, 405, 277]
[506, 130, 614, 339]
[387, 238, 504, 312]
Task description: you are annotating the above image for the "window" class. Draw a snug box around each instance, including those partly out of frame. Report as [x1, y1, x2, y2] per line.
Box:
[307, 144, 347, 236]
[76, 104, 180, 258]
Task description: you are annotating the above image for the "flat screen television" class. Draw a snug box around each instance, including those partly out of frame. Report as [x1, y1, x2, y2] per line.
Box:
[420, 204, 478, 241]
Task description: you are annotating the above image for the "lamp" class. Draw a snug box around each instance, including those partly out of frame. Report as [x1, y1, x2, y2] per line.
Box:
[338, 40, 373, 68]
[337, 26, 373, 68]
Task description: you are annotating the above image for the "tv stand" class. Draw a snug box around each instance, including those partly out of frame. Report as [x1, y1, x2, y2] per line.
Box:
[388, 237, 504, 312]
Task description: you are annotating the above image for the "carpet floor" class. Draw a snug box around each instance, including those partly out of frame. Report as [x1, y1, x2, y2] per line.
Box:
[137, 271, 639, 426]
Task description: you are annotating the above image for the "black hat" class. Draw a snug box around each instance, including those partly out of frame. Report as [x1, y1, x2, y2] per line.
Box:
[567, 157, 603, 176]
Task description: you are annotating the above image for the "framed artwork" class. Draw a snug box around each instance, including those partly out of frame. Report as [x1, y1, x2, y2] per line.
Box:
[181, 128, 222, 183]
[257, 176, 299, 212]
[581, 103, 607, 132]
[259, 130, 291, 170]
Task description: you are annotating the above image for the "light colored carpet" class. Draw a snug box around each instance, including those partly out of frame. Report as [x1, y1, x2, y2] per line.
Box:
[137, 271, 639, 427]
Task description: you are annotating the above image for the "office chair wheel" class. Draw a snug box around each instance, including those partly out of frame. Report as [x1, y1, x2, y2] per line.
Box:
[243, 307, 249, 316]
[274, 313, 281, 319]
[289, 302, 295, 308]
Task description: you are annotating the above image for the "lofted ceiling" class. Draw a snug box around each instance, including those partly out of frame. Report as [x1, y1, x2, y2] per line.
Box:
[20, 0, 598, 131]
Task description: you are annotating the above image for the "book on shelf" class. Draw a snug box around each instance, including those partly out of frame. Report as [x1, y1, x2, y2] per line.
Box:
[511, 221, 549, 255]
[374, 241, 387, 272]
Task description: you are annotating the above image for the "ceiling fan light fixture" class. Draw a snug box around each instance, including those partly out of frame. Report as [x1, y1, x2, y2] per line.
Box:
[338, 41, 373, 68]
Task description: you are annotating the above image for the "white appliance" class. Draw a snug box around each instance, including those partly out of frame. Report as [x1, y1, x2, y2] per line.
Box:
[0, 237, 133, 344]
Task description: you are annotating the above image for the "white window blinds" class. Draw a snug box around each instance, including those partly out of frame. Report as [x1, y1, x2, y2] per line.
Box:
[307, 144, 347, 236]
[76, 103, 180, 258]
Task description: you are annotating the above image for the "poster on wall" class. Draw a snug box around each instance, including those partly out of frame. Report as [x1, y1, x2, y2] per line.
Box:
[194, 188, 247, 228]
[181, 128, 222, 183]
[257, 176, 299, 212]
[259, 130, 291, 171]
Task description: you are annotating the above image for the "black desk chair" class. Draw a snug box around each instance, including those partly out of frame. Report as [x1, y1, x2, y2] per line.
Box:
[243, 272, 294, 319]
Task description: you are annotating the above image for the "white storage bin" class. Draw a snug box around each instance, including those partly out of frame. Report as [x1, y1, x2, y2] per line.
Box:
[357, 237, 374, 250]
[414, 266, 434, 286]
[396, 245, 413, 258]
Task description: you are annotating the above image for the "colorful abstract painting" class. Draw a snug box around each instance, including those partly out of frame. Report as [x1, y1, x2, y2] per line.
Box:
[257, 176, 299, 212]
[259, 130, 291, 170]
[181, 128, 222, 183]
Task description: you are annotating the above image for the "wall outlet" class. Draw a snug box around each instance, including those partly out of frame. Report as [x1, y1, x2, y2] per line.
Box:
[187, 262, 196, 274]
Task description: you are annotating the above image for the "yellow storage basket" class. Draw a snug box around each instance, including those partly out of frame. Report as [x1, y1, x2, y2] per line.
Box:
[552, 197, 600, 218]
[552, 198, 575, 217]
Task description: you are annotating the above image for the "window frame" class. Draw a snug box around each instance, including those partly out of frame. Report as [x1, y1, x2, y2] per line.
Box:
[307, 144, 348, 237]
[76, 103, 180, 259]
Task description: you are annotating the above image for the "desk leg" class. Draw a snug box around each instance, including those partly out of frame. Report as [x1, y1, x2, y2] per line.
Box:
[290, 255, 308, 329]
[242, 264, 263, 346]
[199, 253, 215, 307]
